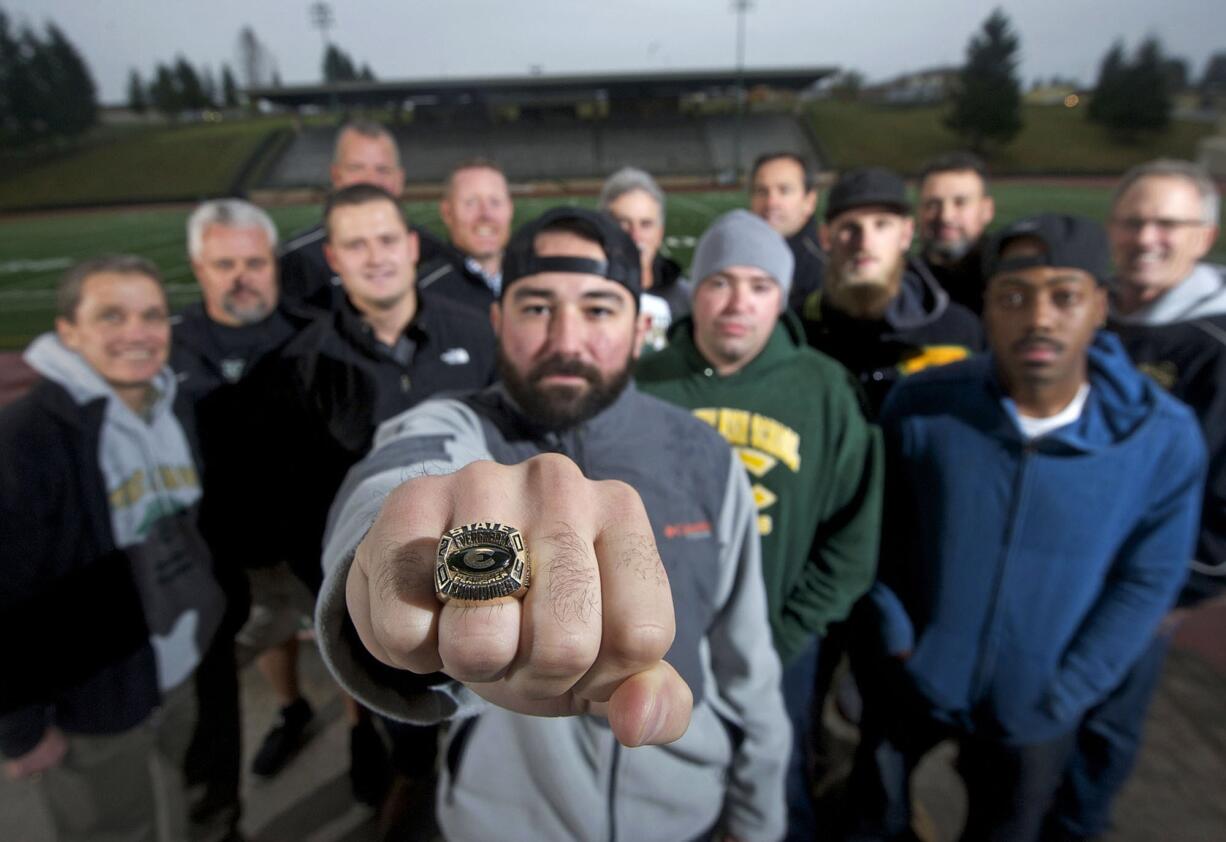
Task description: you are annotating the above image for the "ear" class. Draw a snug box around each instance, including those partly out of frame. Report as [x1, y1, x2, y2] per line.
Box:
[899, 216, 916, 251]
[56, 316, 80, 351]
[818, 222, 831, 251]
[1092, 283, 1109, 326]
[407, 229, 420, 266]
[801, 189, 819, 220]
[489, 300, 502, 338]
[439, 197, 455, 231]
[981, 195, 997, 226]
[324, 242, 340, 275]
[631, 309, 651, 360]
[1195, 224, 1220, 261]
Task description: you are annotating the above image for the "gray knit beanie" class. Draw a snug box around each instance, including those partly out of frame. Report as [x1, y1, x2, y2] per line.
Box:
[690, 209, 794, 311]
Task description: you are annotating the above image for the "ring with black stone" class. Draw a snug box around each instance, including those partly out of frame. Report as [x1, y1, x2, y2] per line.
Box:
[435, 522, 531, 603]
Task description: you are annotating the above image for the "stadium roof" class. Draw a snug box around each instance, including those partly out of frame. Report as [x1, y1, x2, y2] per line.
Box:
[247, 66, 838, 108]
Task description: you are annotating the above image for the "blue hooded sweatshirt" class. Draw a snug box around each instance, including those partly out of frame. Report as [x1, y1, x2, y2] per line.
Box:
[872, 331, 1206, 744]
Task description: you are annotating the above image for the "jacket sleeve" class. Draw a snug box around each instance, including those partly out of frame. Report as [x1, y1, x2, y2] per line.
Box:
[1043, 420, 1208, 722]
[777, 386, 883, 660]
[314, 398, 495, 724]
[706, 452, 789, 842]
[860, 390, 918, 657]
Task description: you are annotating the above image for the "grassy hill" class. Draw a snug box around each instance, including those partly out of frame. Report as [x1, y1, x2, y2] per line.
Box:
[807, 101, 1218, 174]
[0, 119, 291, 211]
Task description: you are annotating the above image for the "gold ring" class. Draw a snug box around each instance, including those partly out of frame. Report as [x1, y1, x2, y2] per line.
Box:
[435, 522, 531, 603]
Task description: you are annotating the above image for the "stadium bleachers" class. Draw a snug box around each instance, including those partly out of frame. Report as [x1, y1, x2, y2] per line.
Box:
[258, 112, 822, 188]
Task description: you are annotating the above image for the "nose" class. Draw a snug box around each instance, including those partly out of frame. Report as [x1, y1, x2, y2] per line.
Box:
[1135, 220, 1163, 248]
[546, 305, 585, 355]
[1028, 292, 1057, 331]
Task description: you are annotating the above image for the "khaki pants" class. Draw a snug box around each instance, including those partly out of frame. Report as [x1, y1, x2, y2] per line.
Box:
[37, 680, 197, 842]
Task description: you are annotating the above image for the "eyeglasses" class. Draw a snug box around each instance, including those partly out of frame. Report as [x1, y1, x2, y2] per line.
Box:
[1109, 217, 1208, 234]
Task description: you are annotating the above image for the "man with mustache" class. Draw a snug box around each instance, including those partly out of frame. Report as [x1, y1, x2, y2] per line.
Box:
[241, 183, 495, 821]
[843, 214, 1205, 842]
[915, 151, 997, 314]
[637, 209, 882, 841]
[801, 167, 983, 417]
[172, 199, 309, 839]
[314, 206, 789, 841]
[1045, 160, 1226, 841]
[416, 158, 515, 315]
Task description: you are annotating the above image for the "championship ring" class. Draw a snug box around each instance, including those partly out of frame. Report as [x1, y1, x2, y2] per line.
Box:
[435, 522, 531, 603]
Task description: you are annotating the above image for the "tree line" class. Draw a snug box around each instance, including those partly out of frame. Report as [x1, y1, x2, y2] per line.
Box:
[944, 7, 1222, 152]
[0, 10, 97, 147]
[128, 60, 242, 118]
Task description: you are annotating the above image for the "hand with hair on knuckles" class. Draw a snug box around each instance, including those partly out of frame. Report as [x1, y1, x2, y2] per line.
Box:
[344, 453, 694, 748]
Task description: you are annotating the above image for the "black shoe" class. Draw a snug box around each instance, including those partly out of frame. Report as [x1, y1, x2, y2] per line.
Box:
[250, 697, 313, 778]
[350, 716, 392, 807]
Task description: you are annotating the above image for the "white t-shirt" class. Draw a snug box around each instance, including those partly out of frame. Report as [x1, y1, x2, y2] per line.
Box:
[1015, 383, 1091, 440]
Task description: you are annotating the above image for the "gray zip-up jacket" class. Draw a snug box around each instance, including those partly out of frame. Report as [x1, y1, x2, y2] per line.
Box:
[316, 382, 789, 842]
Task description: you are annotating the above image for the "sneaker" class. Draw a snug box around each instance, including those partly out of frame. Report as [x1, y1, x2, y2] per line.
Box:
[349, 716, 392, 807]
[250, 698, 313, 777]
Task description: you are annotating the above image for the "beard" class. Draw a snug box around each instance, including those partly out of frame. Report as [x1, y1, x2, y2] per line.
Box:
[222, 289, 274, 326]
[498, 349, 633, 432]
[923, 233, 974, 265]
[825, 252, 906, 320]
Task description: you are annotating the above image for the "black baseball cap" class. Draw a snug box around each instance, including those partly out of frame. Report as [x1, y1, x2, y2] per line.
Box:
[983, 214, 1110, 285]
[824, 167, 911, 221]
[501, 207, 642, 308]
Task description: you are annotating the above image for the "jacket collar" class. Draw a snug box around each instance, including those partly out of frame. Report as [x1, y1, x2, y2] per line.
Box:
[667, 311, 806, 380]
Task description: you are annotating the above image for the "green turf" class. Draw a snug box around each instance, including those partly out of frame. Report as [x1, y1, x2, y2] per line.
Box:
[808, 101, 1218, 175]
[0, 185, 1222, 350]
[0, 119, 292, 210]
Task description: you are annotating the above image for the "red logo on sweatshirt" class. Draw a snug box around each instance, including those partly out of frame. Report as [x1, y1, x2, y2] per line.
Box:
[664, 521, 713, 540]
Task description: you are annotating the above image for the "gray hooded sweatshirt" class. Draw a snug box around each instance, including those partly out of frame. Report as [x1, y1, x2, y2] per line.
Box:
[24, 333, 222, 691]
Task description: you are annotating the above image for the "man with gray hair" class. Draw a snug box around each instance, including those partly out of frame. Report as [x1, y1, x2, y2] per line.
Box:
[599, 166, 692, 349]
[638, 209, 882, 841]
[172, 198, 311, 837]
[278, 121, 441, 310]
[1045, 159, 1226, 840]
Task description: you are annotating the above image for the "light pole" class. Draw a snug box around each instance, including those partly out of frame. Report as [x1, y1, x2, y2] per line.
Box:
[310, 3, 337, 110]
[731, 0, 754, 184]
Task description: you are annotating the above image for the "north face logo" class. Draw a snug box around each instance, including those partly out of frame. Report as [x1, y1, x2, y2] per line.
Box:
[663, 520, 712, 540]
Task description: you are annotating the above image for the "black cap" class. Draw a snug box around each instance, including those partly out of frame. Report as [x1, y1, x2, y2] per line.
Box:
[983, 214, 1110, 285]
[501, 207, 642, 307]
[824, 167, 911, 221]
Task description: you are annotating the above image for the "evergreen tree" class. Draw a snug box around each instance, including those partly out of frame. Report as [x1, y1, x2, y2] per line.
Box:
[0, 11, 17, 139]
[127, 68, 146, 114]
[200, 65, 218, 108]
[174, 56, 209, 110]
[323, 44, 360, 82]
[221, 64, 240, 107]
[1089, 38, 1172, 137]
[45, 24, 97, 136]
[1088, 41, 1127, 127]
[945, 8, 1023, 151]
[359, 63, 375, 82]
[149, 62, 182, 119]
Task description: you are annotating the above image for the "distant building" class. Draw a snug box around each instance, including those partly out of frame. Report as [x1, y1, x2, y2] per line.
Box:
[861, 66, 959, 106]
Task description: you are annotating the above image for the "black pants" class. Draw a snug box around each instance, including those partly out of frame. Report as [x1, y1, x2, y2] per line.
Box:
[843, 663, 1077, 842]
[183, 636, 242, 824]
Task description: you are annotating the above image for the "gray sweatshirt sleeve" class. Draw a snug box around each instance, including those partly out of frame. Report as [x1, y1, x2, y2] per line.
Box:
[706, 451, 790, 841]
[314, 399, 493, 724]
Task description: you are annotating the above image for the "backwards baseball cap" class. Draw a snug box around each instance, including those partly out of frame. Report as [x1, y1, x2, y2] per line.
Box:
[824, 167, 911, 221]
[690, 209, 794, 312]
[983, 213, 1110, 285]
[501, 206, 642, 308]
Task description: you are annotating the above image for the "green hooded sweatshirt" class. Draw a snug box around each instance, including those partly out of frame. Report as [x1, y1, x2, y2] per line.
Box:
[637, 312, 883, 664]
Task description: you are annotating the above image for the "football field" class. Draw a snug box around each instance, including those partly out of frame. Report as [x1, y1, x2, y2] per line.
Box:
[1, 182, 1222, 350]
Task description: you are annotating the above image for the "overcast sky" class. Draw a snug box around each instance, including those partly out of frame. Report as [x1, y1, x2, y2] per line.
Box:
[5, 0, 1224, 103]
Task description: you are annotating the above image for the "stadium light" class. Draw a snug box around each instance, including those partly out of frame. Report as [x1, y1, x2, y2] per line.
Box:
[310, 2, 334, 52]
[731, 0, 755, 184]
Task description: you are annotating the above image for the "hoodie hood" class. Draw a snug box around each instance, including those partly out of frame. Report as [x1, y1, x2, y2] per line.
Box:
[1110, 263, 1226, 325]
[24, 332, 178, 417]
[883, 257, 953, 331]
